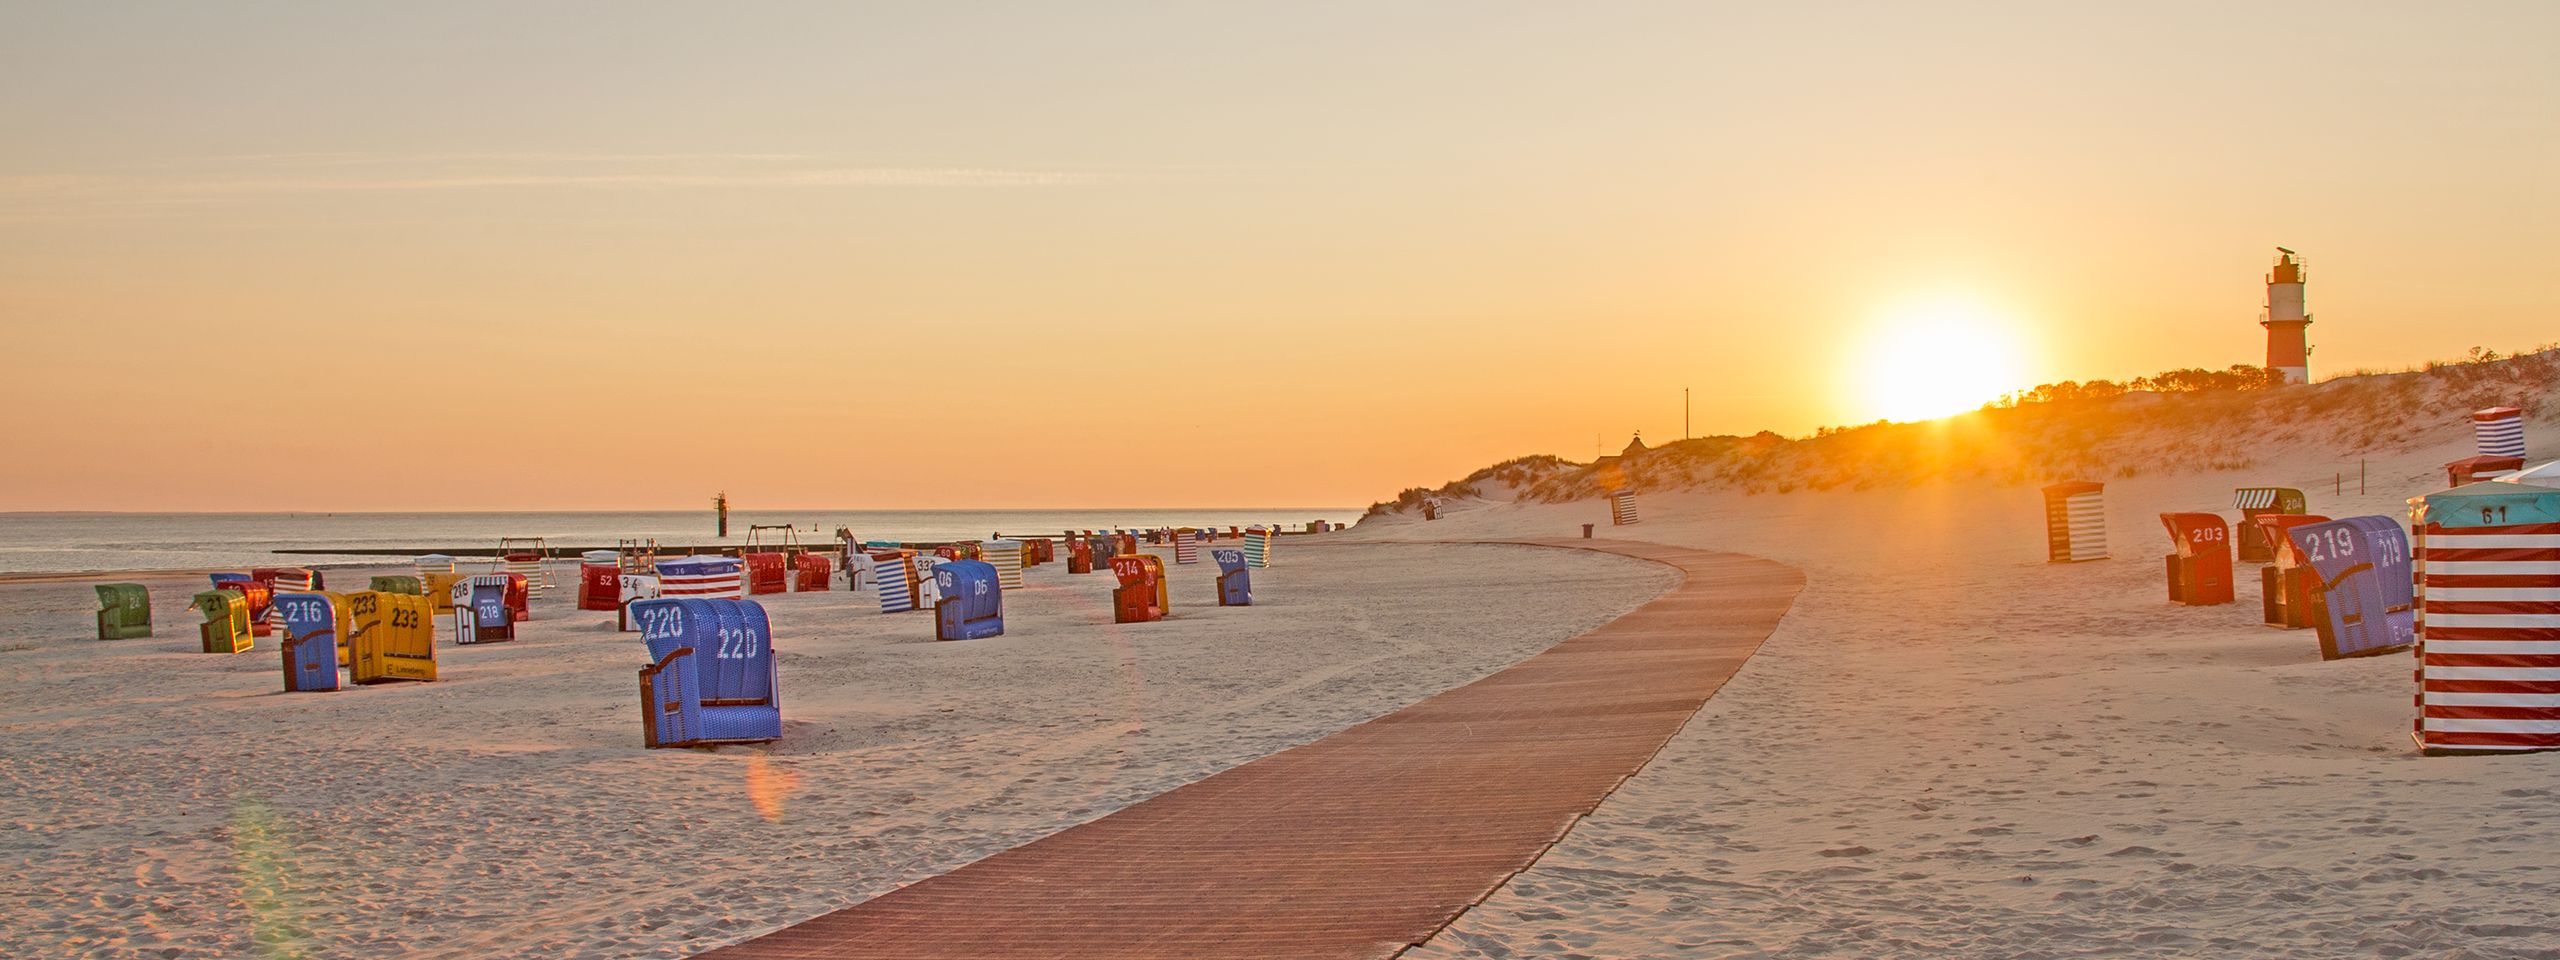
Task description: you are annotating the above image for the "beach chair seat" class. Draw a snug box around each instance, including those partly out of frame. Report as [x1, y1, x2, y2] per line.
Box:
[631, 597, 782, 748]
[192, 590, 253, 654]
[348, 591, 437, 683]
[452, 574, 516, 643]
[94, 583, 152, 639]
[1213, 549, 1252, 606]
[1110, 554, 1167, 624]
[933, 559, 1005, 641]
[275, 592, 346, 693]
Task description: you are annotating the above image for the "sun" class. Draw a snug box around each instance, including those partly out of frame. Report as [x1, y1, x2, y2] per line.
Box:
[1858, 301, 2028, 422]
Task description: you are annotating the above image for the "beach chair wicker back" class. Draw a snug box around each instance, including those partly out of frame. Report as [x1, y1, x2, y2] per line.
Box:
[742, 552, 789, 595]
[348, 590, 437, 684]
[2232, 487, 2309, 563]
[981, 539, 1025, 589]
[369, 575, 423, 595]
[657, 556, 744, 600]
[630, 597, 782, 748]
[616, 574, 662, 631]
[2473, 406, 2526, 459]
[2040, 481, 2108, 562]
[872, 551, 919, 613]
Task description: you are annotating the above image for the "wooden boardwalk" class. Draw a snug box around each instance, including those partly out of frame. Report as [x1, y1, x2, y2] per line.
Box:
[697, 539, 1803, 960]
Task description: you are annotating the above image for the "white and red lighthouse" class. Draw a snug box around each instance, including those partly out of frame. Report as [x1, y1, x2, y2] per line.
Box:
[2262, 248, 2311, 383]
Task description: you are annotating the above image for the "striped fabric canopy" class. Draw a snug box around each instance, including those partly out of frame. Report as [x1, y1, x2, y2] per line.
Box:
[2415, 485, 2560, 754]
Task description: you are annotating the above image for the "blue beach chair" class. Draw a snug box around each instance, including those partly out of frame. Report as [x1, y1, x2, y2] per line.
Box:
[1213, 548, 1252, 606]
[631, 597, 783, 749]
[933, 559, 1005, 641]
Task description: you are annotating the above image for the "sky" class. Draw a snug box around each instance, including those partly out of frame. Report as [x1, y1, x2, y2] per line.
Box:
[2, 1, 2553, 511]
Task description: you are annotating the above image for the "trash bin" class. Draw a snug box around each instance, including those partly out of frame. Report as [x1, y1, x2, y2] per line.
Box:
[2041, 481, 2108, 562]
[1582, 523, 1595, 539]
[2159, 513, 2234, 606]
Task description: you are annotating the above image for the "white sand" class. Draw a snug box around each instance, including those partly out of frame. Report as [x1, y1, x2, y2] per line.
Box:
[0, 542, 1674, 959]
[1350, 428, 2560, 957]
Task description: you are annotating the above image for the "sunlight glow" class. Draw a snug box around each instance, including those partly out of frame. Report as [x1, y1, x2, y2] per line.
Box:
[1859, 301, 2028, 422]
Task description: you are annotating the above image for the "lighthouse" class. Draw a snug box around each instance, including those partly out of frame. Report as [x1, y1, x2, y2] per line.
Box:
[2262, 248, 2311, 384]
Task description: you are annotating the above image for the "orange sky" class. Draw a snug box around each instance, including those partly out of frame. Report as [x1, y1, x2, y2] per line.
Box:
[3, 3, 2554, 511]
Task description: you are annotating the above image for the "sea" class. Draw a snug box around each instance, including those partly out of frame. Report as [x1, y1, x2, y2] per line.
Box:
[0, 508, 1360, 575]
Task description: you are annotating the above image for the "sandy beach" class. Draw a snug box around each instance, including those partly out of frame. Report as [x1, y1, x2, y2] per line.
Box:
[1352, 424, 2560, 957]
[0, 542, 1672, 959]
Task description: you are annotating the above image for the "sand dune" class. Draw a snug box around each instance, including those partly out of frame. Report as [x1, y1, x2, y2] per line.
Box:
[1353, 417, 2560, 957]
[0, 542, 1671, 959]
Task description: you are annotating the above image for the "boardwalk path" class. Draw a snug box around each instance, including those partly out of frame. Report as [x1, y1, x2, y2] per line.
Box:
[698, 539, 1803, 960]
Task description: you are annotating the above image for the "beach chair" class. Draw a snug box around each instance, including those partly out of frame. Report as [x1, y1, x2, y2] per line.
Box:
[369, 575, 423, 595]
[913, 555, 945, 610]
[503, 572, 531, 622]
[274, 592, 345, 693]
[2285, 516, 2416, 662]
[933, 559, 1005, 640]
[981, 539, 1025, 589]
[94, 583, 152, 639]
[347, 590, 437, 684]
[578, 558, 621, 610]
[212, 575, 275, 637]
[2041, 481, 2109, 562]
[192, 590, 253, 654]
[873, 551, 920, 613]
[420, 570, 465, 613]
[2414, 484, 2560, 753]
[451, 574, 516, 644]
[1110, 554, 1167, 624]
[2158, 513, 2234, 606]
[631, 597, 783, 749]
[793, 553, 832, 592]
[1068, 538, 1095, 574]
[656, 556, 745, 600]
[1173, 529, 1200, 565]
[616, 574, 662, 631]
[2232, 487, 2310, 563]
[2251, 514, 2331, 628]
[1112, 533, 1138, 557]
[742, 552, 789, 595]
[1243, 527, 1275, 568]
[1213, 548, 1252, 606]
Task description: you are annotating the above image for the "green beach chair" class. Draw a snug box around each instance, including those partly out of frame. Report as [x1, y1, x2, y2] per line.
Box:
[193, 590, 253, 654]
[94, 583, 152, 639]
[369, 575, 423, 595]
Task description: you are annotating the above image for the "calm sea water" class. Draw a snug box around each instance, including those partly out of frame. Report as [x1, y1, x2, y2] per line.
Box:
[0, 508, 1358, 574]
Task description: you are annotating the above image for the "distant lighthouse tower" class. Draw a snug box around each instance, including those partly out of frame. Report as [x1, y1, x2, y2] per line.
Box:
[2262, 247, 2311, 384]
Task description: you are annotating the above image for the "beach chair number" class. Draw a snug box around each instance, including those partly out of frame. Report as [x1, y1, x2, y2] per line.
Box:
[280, 597, 329, 622]
[2186, 526, 2225, 544]
[350, 593, 377, 616]
[713, 625, 761, 660]
[2480, 505, 2509, 525]
[390, 607, 420, 629]
[638, 606, 684, 642]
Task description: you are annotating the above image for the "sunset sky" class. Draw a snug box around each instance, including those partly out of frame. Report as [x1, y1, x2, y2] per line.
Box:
[3, 2, 2553, 511]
